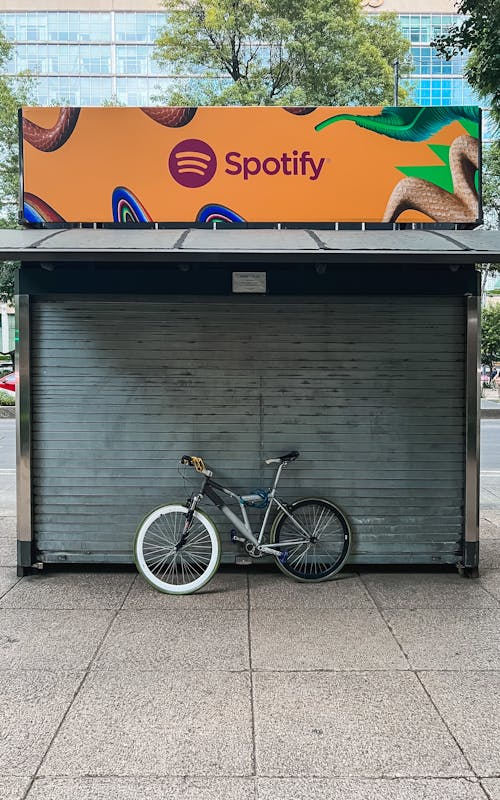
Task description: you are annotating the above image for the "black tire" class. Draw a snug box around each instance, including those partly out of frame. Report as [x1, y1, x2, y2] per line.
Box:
[270, 498, 351, 582]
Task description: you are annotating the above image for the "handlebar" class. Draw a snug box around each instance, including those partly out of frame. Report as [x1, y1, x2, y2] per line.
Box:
[180, 455, 213, 477]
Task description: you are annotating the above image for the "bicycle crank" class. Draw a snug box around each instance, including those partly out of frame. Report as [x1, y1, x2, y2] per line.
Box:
[245, 542, 264, 559]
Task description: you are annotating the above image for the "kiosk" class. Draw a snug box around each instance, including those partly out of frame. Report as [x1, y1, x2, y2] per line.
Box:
[5, 105, 500, 575]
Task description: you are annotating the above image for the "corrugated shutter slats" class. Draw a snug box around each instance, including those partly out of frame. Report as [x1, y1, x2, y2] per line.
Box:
[31, 296, 465, 565]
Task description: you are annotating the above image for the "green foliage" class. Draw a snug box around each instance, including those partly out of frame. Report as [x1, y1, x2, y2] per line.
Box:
[481, 304, 500, 368]
[0, 260, 16, 304]
[483, 140, 500, 227]
[0, 34, 33, 223]
[0, 27, 33, 304]
[0, 390, 14, 406]
[153, 0, 412, 106]
[432, 0, 500, 123]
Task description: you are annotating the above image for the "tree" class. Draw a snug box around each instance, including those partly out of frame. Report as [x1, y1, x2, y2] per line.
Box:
[432, 0, 500, 123]
[483, 140, 500, 227]
[0, 29, 33, 305]
[481, 305, 500, 371]
[0, 263, 15, 305]
[153, 0, 412, 106]
[0, 33, 32, 222]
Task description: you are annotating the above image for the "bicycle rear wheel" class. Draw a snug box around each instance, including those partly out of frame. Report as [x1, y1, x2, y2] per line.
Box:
[134, 504, 221, 594]
[270, 498, 351, 582]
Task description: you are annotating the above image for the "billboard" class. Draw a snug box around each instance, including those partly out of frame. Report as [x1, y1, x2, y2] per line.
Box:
[20, 105, 481, 225]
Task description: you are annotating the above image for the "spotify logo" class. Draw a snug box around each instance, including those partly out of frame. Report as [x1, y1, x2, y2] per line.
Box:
[168, 139, 217, 188]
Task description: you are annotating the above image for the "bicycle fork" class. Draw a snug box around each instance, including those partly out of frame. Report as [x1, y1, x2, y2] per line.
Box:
[178, 492, 203, 549]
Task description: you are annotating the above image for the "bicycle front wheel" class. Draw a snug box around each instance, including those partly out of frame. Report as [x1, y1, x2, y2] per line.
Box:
[134, 504, 221, 594]
[270, 498, 351, 582]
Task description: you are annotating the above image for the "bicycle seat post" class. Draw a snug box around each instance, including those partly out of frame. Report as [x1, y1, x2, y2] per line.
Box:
[271, 462, 285, 492]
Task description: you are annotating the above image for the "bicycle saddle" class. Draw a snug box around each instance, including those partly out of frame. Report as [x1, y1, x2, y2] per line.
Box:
[265, 451, 300, 464]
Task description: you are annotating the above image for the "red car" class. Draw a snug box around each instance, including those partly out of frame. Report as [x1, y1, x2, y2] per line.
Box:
[0, 372, 15, 397]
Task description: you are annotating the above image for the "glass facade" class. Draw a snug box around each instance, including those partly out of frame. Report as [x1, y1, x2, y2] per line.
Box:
[0, 11, 174, 104]
[0, 8, 492, 134]
[399, 14, 482, 107]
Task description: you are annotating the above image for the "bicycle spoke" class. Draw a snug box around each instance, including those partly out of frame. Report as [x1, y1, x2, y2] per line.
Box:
[135, 506, 220, 594]
[273, 500, 350, 581]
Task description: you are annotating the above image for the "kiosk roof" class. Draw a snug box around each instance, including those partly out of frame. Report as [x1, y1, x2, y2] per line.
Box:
[0, 228, 499, 264]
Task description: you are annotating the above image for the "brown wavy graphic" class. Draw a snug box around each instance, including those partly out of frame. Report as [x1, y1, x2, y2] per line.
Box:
[283, 107, 316, 116]
[383, 135, 479, 223]
[23, 108, 81, 152]
[141, 107, 197, 127]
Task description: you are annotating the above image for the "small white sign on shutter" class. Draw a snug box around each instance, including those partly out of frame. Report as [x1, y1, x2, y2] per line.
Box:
[232, 272, 267, 293]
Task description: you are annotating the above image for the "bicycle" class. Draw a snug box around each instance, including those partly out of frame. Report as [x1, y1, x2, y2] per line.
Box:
[134, 451, 352, 595]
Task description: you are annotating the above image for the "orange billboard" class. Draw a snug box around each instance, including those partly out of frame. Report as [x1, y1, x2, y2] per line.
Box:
[20, 105, 481, 225]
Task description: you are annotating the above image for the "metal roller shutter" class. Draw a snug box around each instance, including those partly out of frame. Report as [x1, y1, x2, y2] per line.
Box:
[31, 295, 465, 565]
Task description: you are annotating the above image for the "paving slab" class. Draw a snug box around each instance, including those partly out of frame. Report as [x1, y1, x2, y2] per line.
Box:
[253, 671, 470, 777]
[0, 610, 114, 670]
[0, 670, 83, 776]
[482, 510, 500, 528]
[479, 571, 500, 603]
[95, 609, 249, 671]
[249, 572, 373, 609]
[0, 516, 16, 536]
[0, 571, 136, 610]
[383, 609, 500, 670]
[40, 670, 253, 777]
[480, 539, 500, 571]
[250, 609, 408, 671]
[26, 777, 255, 799]
[0, 778, 32, 800]
[257, 778, 488, 799]
[480, 520, 500, 539]
[420, 671, 500, 776]
[125, 570, 248, 610]
[481, 779, 500, 799]
[0, 567, 20, 598]
[0, 535, 16, 566]
[361, 572, 497, 609]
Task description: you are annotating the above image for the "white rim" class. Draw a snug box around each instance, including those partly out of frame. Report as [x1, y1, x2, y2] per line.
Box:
[135, 504, 220, 594]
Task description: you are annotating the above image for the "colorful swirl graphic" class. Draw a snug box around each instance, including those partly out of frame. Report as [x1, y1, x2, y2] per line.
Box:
[315, 105, 480, 141]
[197, 204, 245, 224]
[23, 108, 81, 152]
[141, 107, 197, 128]
[112, 187, 152, 223]
[23, 193, 65, 223]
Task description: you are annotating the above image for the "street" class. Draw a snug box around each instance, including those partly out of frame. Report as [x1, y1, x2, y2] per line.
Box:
[481, 418, 500, 469]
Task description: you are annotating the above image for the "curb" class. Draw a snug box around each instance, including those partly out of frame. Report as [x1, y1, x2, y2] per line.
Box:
[0, 407, 15, 418]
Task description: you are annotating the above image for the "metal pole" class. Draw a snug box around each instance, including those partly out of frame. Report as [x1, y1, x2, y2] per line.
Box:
[16, 293, 34, 574]
[393, 58, 399, 106]
[464, 290, 480, 575]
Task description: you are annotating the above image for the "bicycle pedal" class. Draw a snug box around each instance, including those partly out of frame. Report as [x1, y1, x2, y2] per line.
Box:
[230, 529, 246, 544]
[278, 550, 289, 565]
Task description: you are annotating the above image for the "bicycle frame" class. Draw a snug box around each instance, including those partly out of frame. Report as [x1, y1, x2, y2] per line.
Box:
[188, 462, 310, 554]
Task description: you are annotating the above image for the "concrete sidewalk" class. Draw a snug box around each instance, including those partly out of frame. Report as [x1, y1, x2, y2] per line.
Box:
[1, 452, 500, 797]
